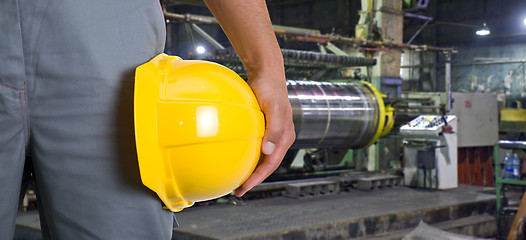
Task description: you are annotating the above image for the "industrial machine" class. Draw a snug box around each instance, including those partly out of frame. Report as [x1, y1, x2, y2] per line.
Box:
[400, 115, 458, 189]
[204, 50, 396, 177]
[162, 11, 421, 190]
[288, 80, 393, 149]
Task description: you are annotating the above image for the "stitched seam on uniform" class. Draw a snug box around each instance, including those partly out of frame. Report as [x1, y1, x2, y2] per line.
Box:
[15, 0, 29, 147]
[0, 82, 23, 91]
[23, 82, 30, 140]
[19, 90, 28, 147]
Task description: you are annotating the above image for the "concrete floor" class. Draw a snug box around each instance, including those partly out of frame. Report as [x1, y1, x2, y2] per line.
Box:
[171, 185, 496, 239]
[15, 185, 496, 240]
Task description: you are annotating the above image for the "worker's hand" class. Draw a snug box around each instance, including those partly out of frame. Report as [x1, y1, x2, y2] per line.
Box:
[202, 0, 295, 197]
[234, 71, 295, 197]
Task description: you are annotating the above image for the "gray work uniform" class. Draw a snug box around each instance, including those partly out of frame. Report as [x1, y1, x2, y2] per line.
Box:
[0, 0, 174, 239]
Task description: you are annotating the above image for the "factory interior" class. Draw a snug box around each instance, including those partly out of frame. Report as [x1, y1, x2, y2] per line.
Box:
[15, 0, 526, 239]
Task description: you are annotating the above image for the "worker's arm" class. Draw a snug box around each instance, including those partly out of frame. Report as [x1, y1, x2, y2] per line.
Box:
[203, 0, 295, 197]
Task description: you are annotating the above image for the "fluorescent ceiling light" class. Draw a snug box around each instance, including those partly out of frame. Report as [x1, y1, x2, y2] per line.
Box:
[476, 23, 490, 36]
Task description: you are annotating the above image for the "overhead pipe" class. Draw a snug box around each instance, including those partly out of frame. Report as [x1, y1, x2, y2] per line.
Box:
[404, 13, 433, 45]
[163, 11, 457, 53]
[190, 23, 225, 50]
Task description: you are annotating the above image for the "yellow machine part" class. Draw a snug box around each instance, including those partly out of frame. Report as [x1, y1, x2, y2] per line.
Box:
[500, 108, 526, 132]
[381, 104, 395, 137]
[134, 54, 265, 212]
[362, 81, 388, 147]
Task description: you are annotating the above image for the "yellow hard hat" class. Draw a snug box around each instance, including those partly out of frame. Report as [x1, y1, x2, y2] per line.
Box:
[134, 53, 264, 212]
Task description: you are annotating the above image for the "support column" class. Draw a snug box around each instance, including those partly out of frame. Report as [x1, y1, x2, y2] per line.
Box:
[371, 0, 403, 84]
[369, 0, 403, 171]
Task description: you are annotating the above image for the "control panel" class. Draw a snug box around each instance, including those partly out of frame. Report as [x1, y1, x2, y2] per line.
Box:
[400, 115, 456, 139]
[401, 114, 458, 189]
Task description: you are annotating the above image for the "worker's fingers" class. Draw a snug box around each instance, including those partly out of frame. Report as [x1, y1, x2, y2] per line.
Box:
[261, 101, 289, 155]
[234, 120, 295, 197]
[235, 66, 295, 197]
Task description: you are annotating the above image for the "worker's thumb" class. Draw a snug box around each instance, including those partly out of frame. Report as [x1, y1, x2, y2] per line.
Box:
[260, 103, 284, 155]
[262, 140, 276, 155]
[262, 124, 281, 155]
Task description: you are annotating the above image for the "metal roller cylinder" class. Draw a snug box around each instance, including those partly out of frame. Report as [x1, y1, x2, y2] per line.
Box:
[288, 80, 386, 149]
